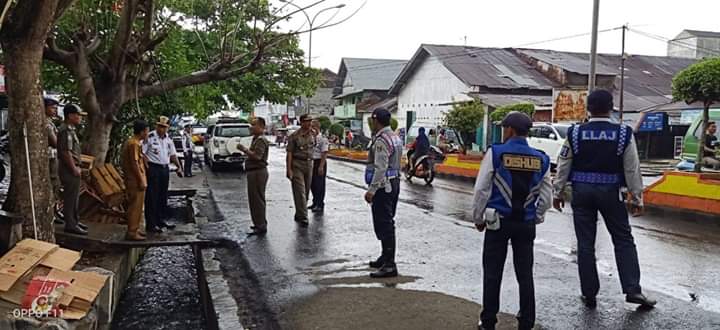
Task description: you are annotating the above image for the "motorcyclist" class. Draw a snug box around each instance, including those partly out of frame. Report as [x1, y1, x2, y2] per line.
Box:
[411, 127, 431, 169]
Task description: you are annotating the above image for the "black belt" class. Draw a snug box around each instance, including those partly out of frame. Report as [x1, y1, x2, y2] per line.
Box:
[149, 162, 169, 168]
[293, 156, 311, 161]
[245, 167, 267, 172]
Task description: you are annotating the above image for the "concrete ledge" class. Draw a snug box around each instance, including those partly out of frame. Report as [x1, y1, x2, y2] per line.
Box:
[644, 171, 720, 216]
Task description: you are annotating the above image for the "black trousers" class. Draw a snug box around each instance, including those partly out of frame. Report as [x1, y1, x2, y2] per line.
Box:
[572, 183, 642, 297]
[184, 151, 193, 177]
[145, 163, 170, 230]
[59, 167, 80, 230]
[481, 218, 536, 330]
[371, 178, 400, 241]
[311, 160, 327, 208]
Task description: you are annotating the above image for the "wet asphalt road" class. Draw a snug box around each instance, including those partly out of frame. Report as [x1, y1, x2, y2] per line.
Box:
[205, 147, 720, 329]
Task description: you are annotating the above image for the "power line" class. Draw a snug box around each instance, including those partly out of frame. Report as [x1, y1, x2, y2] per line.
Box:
[628, 27, 720, 57]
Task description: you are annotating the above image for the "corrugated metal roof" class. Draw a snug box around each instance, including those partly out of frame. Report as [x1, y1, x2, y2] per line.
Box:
[681, 29, 720, 39]
[517, 49, 696, 111]
[517, 49, 617, 75]
[422, 45, 556, 90]
[341, 58, 408, 92]
[471, 93, 553, 108]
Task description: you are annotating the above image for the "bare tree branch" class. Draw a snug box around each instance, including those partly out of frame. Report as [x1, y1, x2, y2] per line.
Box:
[43, 36, 76, 69]
[136, 46, 265, 100]
[108, 0, 140, 80]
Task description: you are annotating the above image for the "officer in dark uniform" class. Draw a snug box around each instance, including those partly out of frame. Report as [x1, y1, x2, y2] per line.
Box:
[553, 89, 656, 308]
[57, 104, 88, 235]
[473, 112, 552, 330]
[364, 108, 403, 278]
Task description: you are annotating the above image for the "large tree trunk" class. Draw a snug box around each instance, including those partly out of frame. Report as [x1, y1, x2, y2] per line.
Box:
[84, 113, 114, 164]
[1, 42, 55, 242]
[695, 104, 711, 172]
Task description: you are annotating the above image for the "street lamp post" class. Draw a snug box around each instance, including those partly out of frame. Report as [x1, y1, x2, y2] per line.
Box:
[280, 1, 346, 68]
[279, 1, 345, 116]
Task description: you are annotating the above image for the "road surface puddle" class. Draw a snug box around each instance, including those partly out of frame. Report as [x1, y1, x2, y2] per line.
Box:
[286, 287, 522, 330]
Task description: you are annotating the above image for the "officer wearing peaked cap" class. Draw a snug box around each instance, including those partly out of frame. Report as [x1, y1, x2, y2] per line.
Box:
[553, 89, 656, 309]
[473, 111, 552, 330]
[364, 108, 403, 278]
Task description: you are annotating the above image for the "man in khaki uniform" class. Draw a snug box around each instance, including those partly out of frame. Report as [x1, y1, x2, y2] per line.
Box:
[121, 120, 150, 241]
[57, 104, 87, 235]
[45, 98, 63, 224]
[286, 114, 316, 225]
[238, 117, 270, 236]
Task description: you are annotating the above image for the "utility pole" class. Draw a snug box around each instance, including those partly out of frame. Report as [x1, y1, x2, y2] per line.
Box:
[588, 0, 600, 92]
[619, 24, 627, 123]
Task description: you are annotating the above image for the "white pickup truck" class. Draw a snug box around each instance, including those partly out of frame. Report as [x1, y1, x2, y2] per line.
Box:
[527, 123, 571, 167]
[204, 120, 254, 171]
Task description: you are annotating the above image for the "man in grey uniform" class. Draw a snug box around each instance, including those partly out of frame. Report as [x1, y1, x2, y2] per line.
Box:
[553, 90, 656, 308]
[365, 108, 403, 278]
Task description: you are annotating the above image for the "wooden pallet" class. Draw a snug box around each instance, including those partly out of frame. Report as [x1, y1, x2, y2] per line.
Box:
[89, 164, 125, 208]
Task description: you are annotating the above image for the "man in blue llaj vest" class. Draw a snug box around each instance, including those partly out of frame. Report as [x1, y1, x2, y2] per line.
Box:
[553, 89, 656, 309]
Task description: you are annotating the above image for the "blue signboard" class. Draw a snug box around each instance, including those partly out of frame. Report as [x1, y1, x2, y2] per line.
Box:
[639, 112, 665, 132]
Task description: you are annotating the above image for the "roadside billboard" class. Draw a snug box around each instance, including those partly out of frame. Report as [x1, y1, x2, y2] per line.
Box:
[552, 89, 588, 122]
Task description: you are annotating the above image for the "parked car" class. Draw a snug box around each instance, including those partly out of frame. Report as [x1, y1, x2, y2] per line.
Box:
[527, 123, 571, 166]
[204, 120, 253, 171]
[680, 109, 720, 167]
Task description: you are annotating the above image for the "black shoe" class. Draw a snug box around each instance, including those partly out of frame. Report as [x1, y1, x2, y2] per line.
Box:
[582, 296, 597, 309]
[369, 256, 385, 268]
[477, 321, 495, 330]
[370, 264, 398, 278]
[311, 206, 324, 213]
[64, 226, 88, 236]
[159, 221, 176, 229]
[54, 218, 65, 226]
[295, 218, 309, 226]
[626, 293, 656, 307]
[247, 228, 268, 236]
[147, 226, 164, 233]
[307, 204, 316, 210]
[78, 222, 88, 230]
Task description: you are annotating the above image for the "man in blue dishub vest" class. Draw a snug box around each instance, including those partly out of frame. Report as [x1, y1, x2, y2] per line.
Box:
[553, 89, 656, 309]
[473, 112, 552, 330]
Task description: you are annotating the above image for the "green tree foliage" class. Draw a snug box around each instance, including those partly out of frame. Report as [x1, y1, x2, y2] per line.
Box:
[491, 103, 535, 122]
[367, 116, 399, 131]
[318, 116, 332, 132]
[390, 117, 399, 131]
[41, 0, 322, 163]
[444, 101, 485, 150]
[329, 123, 344, 138]
[672, 58, 720, 171]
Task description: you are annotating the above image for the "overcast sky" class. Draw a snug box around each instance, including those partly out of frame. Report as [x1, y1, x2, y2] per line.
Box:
[277, 0, 720, 71]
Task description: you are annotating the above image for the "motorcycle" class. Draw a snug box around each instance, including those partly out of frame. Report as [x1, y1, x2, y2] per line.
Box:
[404, 145, 445, 185]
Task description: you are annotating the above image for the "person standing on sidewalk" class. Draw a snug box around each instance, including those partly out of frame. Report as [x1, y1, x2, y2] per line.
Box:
[553, 89, 656, 309]
[238, 117, 270, 236]
[286, 114, 315, 226]
[45, 98, 66, 226]
[122, 120, 150, 241]
[181, 125, 195, 177]
[472, 112, 552, 330]
[57, 104, 88, 236]
[309, 119, 329, 213]
[364, 108, 403, 278]
[143, 116, 183, 233]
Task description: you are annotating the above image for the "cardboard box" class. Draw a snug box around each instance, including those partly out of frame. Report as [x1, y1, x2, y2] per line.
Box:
[46, 269, 109, 320]
[0, 239, 57, 291]
[40, 248, 82, 271]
